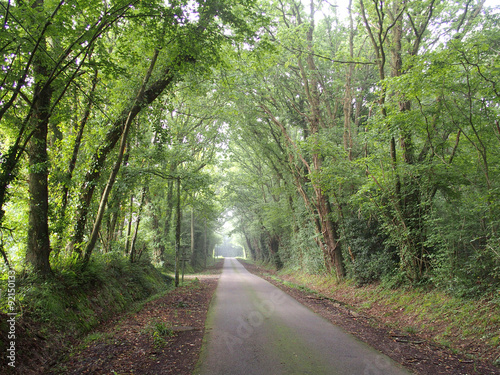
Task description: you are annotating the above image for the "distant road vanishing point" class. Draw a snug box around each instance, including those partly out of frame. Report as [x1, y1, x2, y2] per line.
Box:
[195, 258, 412, 375]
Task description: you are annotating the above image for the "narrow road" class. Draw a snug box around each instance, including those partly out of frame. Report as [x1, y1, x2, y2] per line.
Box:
[195, 258, 412, 375]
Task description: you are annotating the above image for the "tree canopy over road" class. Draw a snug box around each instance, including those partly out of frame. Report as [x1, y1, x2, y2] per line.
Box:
[1, 0, 499, 300]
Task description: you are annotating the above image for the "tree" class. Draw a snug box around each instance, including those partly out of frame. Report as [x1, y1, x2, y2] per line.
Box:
[1, 0, 262, 274]
[82, 49, 159, 265]
[1, 0, 135, 275]
[2, 0, 498, 299]
[357, 0, 490, 282]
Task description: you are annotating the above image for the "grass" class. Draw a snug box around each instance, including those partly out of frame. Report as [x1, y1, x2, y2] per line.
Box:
[0, 253, 174, 361]
[405, 326, 417, 334]
[82, 331, 109, 345]
[149, 320, 175, 348]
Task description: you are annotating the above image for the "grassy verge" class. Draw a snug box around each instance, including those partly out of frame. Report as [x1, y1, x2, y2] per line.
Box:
[0, 253, 174, 373]
[246, 260, 500, 367]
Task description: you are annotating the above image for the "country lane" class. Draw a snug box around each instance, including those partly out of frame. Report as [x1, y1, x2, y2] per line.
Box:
[194, 258, 412, 375]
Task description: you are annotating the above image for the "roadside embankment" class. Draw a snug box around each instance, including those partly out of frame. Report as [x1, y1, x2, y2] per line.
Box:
[0, 255, 173, 374]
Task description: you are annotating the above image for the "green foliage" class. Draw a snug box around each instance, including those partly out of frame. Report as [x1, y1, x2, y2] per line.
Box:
[1, 0, 499, 323]
[214, 0, 500, 300]
[282, 220, 326, 274]
[149, 320, 174, 348]
[0, 254, 173, 335]
[0, 0, 260, 275]
[342, 215, 398, 285]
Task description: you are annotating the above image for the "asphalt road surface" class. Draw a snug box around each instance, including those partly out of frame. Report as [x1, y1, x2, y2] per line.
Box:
[195, 258, 412, 375]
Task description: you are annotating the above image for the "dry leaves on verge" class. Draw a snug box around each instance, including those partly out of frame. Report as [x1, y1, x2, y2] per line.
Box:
[49, 278, 218, 375]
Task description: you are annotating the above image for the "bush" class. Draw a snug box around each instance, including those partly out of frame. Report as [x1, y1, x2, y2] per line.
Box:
[435, 241, 500, 299]
[342, 215, 399, 285]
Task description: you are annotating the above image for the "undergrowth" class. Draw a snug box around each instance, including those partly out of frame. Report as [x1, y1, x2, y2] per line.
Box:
[149, 320, 175, 348]
[0, 253, 173, 372]
[17, 255, 172, 333]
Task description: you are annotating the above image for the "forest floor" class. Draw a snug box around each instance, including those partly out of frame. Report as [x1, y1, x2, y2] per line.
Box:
[20, 258, 499, 375]
[42, 263, 223, 375]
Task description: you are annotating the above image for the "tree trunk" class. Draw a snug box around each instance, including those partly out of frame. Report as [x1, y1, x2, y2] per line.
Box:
[296, 0, 345, 279]
[252, 237, 262, 261]
[243, 231, 256, 260]
[26, 101, 52, 276]
[26, 10, 54, 276]
[130, 186, 147, 263]
[159, 170, 176, 261]
[151, 206, 162, 261]
[204, 218, 208, 268]
[259, 232, 270, 262]
[190, 207, 195, 267]
[107, 206, 119, 252]
[343, 0, 355, 161]
[268, 234, 283, 270]
[317, 193, 345, 279]
[390, 2, 428, 282]
[124, 195, 134, 256]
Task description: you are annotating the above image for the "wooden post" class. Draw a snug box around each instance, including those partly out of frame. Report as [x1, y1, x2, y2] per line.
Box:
[175, 177, 181, 287]
[204, 218, 207, 268]
[190, 207, 195, 267]
[182, 248, 186, 284]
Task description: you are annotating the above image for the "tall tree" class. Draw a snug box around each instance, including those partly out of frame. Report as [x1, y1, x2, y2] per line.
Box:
[26, 0, 54, 275]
